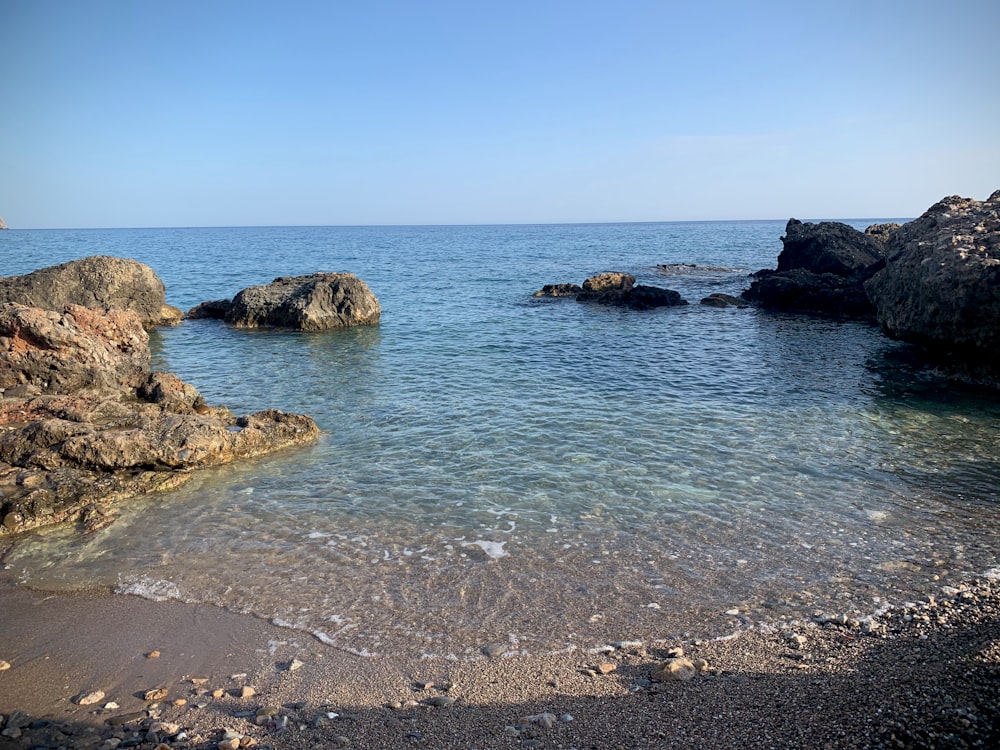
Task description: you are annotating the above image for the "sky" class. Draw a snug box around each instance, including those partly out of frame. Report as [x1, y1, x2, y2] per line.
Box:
[1, 0, 998, 228]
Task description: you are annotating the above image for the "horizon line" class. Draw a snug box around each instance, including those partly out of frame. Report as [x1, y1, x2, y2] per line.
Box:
[0, 216, 914, 232]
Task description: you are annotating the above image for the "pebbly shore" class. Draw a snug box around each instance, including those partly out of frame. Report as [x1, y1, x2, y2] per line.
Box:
[1, 574, 997, 750]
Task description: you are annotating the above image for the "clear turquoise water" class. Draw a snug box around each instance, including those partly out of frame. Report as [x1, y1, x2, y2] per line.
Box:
[2, 222, 998, 658]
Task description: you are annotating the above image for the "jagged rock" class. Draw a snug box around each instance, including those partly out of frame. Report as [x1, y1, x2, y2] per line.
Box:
[700, 293, 747, 308]
[186, 299, 232, 320]
[864, 223, 901, 248]
[0, 304, 150, 395]
[0, 256, 182, 327]
[777, 219, 884, 276]
[533, 283, 582, 298]
[225, 273, 380, 330]
[0, 304, 320, 536]
[535, 272, 687, 309]
[865, 190, 1000, 366]
[743, 219, 884, 318]
[742, 268, 877, 318]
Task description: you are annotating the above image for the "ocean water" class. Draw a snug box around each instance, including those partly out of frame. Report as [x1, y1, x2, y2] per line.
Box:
[2, 222, 999, 658]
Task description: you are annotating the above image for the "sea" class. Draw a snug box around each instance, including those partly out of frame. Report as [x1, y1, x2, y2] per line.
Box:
[1, 221, 998, 659]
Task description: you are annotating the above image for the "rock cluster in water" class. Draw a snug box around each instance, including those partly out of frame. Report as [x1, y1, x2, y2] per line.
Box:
[743, 189, 1000, 381]
[534, 272, 687, 309]
[188, 272, 381, 330]
[0, 258, 327, 536]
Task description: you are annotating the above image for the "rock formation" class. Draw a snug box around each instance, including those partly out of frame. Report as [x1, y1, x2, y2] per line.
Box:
[534, 272, 687, 309]
[865, 190, 1000, 368]
[188, 273, 382, 331]
[742, 220, 885, 318]
[0, 256, 182, 327]
[0, 303, 320, 535]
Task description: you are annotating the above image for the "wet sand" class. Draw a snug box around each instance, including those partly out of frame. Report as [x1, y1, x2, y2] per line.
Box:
[1, 578, 998, 749]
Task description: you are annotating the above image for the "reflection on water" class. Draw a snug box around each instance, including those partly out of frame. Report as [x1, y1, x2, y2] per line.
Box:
[1, 222, 998, 658]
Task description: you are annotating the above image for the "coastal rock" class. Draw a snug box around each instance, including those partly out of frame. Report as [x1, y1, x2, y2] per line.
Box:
[742, 269, 876, 318]
[742, 219, 885, 318]
[864, 222, 902, 248]
[225, 273, 381, 330]
[777, 219, 884, 276]
[537, 272, 687, 309]
[0, 304, 320, 536]
[0, 304, 150, 395]
[532, 283, 582, 298]
[864, 190, 1000, 368]
[700, 293, 747, 308]
[0, 256, 182, 328]
[186, 299, 232, 320]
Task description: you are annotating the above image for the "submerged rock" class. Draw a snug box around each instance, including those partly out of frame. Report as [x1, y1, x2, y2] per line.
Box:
[225, 272, 381, 330]
[865, 190, 1000, 369]
[0, 256, 182, 327]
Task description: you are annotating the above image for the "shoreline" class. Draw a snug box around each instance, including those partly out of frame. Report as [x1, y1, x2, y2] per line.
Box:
[2, 576, 997, 749]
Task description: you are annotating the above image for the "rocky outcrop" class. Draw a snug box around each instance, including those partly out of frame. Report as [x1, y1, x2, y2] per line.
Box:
[776, 219, 884, 276]
[700, 293, 747, 308]
[743, 220, 885, 318]
[532, 283, 582, 298]
[0, 303, 320, 535]
[0, 256, 182, 327]
[0, 304, 149, 396]
[223, 273, 381, 330]
[534, 272, 687, 309]
[186, 299, 232, 320]
[865, 191, 1000, 367]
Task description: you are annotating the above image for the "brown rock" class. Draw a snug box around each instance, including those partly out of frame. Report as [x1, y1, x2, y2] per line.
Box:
[651, 657, 698, 682]
[225, 272, 381, 330]
[0, 255, 181, 328]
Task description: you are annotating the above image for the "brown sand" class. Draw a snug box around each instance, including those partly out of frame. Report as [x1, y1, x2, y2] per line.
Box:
[1, 578, 998, 749]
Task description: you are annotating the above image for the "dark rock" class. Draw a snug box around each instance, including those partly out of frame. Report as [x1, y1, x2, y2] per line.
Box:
[225, 273, 380, 330]
[186, 299, 232, 320]
[742, 269, 877, 318]
[532, 283, 582, 298]
[778, 219, 884, 276]
[627, 285, 687, 309]
[865, 190, 1000, 367]
[538, 272, 687, 309]
[700, 293, 747, 308]
[864, 223, 902, 248]
[0, 256, 182, 327]
[743, 219, 885, 319]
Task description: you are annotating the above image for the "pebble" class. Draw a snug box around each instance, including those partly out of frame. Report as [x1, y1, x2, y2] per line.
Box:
[239, 686, 256, 699]
[143, 688, 169, 702]
[651, 657, 697, 682]
[482, 643, 506, 658]
[596, 662, 617, 674]
[76, 690, 107, 705]
[521, 712, 557, 729]
[785, 634, 808, 649]
[666, 646, 685, 658]
[424, 695, 455, 708]
[218, 739, 240, 750]
[146, 651, 161, 659]
[190, 677, 209, 686]
[212, 689, 225, 699]
[287, 658, 305, 671]
[0, 660, 10, 671]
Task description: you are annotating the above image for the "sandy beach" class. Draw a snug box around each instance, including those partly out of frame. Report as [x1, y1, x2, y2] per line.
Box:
[1, 575, 997, 750]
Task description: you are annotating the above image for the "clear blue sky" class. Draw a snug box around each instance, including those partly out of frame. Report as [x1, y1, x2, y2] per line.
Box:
[1, 0, 997, 228]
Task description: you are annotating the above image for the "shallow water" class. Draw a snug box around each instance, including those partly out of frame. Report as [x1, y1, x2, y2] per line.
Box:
[2, 222, 998, 658]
